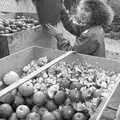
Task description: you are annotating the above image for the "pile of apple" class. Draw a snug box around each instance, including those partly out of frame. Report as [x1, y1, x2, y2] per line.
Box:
[104, 15, 120, 40]
[0, 57, 119, 120]
[0, 16, 40, 34]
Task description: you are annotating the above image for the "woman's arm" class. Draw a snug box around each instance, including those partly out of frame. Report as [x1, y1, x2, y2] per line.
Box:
[61, 6, 89, 36]
[44, 24, 72, 51]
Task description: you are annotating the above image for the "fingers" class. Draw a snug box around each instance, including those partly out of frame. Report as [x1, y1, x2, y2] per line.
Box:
[46, 26, 53, 31]
[44, 23, 61, 37]
[44, 25, 58, 36]
[43, 24, 50, 29]
[47, 29, 57, 36]
[48, 29, 56, 34]
[45, 24, 56, 30]
[47, 24, 56, 30]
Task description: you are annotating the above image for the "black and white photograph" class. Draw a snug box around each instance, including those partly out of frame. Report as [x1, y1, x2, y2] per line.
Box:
[0, 0, 120, 120]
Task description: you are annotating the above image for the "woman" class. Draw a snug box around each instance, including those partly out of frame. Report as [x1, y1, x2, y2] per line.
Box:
[45, 0, 114, 57]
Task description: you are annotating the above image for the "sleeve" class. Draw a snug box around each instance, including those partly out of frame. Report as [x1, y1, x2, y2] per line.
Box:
[55, 33, 72, 51]
[61, 8, 89, 36]
[72, 32, 100, 55]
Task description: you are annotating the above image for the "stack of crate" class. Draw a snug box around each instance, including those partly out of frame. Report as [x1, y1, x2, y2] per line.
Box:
[0, 12, 57, 55]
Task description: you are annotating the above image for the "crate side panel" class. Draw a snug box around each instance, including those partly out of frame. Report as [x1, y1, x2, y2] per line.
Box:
[0, 47, 35, 79]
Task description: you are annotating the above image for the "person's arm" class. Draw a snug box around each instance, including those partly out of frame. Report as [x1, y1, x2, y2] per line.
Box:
[44, 24, 72, 51]
[61, 6, 89, 36]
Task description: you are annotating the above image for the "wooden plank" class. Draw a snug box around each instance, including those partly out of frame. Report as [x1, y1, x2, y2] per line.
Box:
[89, 75, 120, 120]
[100, 108, 116, 120]
[0, 12, 57, 54]
[0, 26, 57, 54]
[107, 84, 120, 110]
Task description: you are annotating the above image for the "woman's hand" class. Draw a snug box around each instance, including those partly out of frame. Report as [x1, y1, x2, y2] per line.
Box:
[44, 24, 62, 37]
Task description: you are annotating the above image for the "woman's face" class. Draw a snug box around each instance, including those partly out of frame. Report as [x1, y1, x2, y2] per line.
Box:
[77, 3, 91, 24]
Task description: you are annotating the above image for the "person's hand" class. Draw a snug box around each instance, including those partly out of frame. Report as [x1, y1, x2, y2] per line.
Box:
[44, 24, 62, 37]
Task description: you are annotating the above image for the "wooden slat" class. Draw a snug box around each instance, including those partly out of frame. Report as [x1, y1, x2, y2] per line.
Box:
[107, 84, 120, 110]
[90, 75, 120, 120]
[100, 108, 116, 120]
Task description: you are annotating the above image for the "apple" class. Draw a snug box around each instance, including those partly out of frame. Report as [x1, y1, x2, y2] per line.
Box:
[42, 111, 56, 120]
[70, 89, 81, 102]
[18, 81, 34, 97]
[26, 112, 40, 120]
[61, 105, 74, 119]
[0, 92, 14, 104]
[52, 110, 63, 120]
[45, 100, 57, 111]
[13, 95, 25, 109]
[54, 91, 66, 105]
[3, 71, 20, 85]
[0, 104, 13, 118]
[33, 91, 48, 106]
[16, 105, 30, 119]
[72, 112, 87, 120]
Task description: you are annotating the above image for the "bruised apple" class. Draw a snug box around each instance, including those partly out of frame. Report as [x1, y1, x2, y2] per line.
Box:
[16, 105, 30, 119]
[3, 71, 20, 85]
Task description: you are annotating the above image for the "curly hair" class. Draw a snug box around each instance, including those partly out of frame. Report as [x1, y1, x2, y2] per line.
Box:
[78, 0, 114, 26]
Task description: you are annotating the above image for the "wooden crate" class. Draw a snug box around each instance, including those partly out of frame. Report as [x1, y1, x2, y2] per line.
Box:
[0, 12, 57, 55]
[0, 46, 120, 119]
